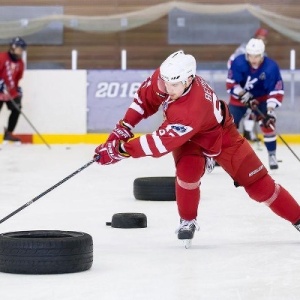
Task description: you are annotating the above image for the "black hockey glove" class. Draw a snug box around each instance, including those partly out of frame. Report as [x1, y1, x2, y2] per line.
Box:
[262, 110, 276, 128]
[239, 91, 258, 109]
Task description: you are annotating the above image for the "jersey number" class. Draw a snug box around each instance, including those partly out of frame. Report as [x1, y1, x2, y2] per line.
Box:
[205, 92, 223, 124]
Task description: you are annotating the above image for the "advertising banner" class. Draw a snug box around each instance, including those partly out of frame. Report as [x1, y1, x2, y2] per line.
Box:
[87, 70, 164, 133]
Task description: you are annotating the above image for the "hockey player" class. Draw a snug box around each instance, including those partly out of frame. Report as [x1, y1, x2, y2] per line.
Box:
[0, 37, 27, 144]
[227, 28, 268, 142]
[226, 38, 283, 170]
[94, 50, 300, 248]
[227, 28, 268, 69]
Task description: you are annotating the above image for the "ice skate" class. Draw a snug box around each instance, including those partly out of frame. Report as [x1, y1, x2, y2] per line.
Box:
[3, 128, 21, 145]
[176, 218, 200, 249]
[268, 153, 278, 170]
[293, 221, 300, 232]
[205, 157, 215, 174]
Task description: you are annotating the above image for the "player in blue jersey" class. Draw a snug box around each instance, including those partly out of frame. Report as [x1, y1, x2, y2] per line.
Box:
[227, 28, 268, 143]
[226, 38, 284, 170]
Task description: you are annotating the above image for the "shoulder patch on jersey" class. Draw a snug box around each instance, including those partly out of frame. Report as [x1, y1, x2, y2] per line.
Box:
[166, 123, 193, 136]
[259, 72, 266, 80]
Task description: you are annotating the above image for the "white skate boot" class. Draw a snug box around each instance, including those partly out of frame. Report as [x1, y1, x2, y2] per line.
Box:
[176, 218, 200, 249]
[268, 153, 278, 170]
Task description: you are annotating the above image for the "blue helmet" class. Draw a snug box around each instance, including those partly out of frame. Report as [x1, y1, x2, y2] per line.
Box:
[10, 37, 27, 49]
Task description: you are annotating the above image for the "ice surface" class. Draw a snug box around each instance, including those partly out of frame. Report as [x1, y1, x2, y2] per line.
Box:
[0, 143, 300, 300]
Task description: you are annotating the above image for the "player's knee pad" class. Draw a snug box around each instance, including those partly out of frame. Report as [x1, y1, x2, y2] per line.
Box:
[176, 154, 205, 183]
[244, 174, 276, 203]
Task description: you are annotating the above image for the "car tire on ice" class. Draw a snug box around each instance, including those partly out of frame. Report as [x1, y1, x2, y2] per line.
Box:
[133, 177, 176, 201]
[0, 230, 93, 274]
[108, 213, 147, 228]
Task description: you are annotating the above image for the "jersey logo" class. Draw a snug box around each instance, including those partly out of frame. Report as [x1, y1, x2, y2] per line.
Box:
[275, 80, 283, 90]
[259, 72, 266, 80]
[166, 123, 193, 136]
[171, 125, 187, 133]
[244, 76, 258, 90]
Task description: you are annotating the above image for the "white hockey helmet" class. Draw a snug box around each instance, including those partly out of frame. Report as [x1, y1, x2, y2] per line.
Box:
[160, 50, 196, 84]
[245, 38, 265, 56]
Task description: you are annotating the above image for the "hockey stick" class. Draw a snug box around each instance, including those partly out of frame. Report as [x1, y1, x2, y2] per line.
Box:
[254, 106, 300, 162]
[9, 98, 51, 149]
[0, 155, 99, 224]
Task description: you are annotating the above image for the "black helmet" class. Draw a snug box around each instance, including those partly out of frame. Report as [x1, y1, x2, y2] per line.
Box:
[10, 37, 27, 49]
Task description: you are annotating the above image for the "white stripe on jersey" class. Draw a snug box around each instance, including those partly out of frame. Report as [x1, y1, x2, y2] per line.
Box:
[152, 133, 167, 154]
[133, 92, 143, 104]
[226, 78, 235, 84]
[140, 135, 152, 155]
[267, 98, 282, 107]
[129, 102, 144, 115]
[270, 90, 284, 96]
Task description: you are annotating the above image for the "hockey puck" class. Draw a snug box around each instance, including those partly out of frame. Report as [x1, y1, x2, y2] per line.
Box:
[106, 222, 112, 226]
[278, 159, 283, 163]
[110, 213, 147, 228]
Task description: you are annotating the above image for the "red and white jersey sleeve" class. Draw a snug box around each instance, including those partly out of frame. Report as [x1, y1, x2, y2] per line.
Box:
[124, 75, 226, 158]
[0, 52, 24, 99]
[122, 68, 168, 128]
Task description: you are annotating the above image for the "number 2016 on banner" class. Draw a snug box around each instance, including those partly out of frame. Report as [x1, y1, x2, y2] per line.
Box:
[95, 82, 141, 98]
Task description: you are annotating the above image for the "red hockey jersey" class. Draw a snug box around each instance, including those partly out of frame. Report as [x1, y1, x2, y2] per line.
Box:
[0, 52, 24, 99]
[123, 69, 233, 158]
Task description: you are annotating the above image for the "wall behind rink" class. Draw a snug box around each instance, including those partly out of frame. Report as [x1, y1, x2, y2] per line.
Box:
[0, 69, 299, 137]
[0, 70, 87, 134]
[87, 69, 163, 133]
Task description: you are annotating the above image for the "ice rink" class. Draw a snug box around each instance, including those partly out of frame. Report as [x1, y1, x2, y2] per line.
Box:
[1, 143, 300, 300]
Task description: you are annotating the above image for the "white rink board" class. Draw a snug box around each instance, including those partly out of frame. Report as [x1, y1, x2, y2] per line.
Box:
[0, 70, 87, 134]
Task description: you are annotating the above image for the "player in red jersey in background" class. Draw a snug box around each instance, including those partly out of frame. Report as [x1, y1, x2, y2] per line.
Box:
[0, 37, 26, 144]
[94, 50, 300, 248]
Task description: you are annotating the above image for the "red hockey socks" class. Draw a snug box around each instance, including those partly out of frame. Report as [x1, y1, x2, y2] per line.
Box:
[245, 174, 300, 224]
[174, 153, 204, 221]
[176, 179, 200, 220]
[268, 185, 300, 224]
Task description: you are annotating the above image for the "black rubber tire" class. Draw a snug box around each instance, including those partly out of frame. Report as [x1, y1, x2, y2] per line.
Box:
[133, 177, 176, 201]
[111, 213, 147, 228]
[0, 230, 93, 274]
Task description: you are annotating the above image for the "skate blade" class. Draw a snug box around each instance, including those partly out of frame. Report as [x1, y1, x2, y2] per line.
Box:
[182, 239, 192, 249]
